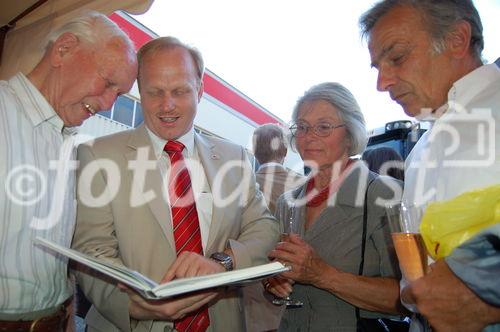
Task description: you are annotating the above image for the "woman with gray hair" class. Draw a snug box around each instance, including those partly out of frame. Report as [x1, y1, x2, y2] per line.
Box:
[265, 82, 406, 331]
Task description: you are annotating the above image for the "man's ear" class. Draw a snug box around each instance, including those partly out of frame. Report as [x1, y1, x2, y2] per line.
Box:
[50, 32, 80, 67]
[446, 20, 472, 59]
[197, 80, 204, 103]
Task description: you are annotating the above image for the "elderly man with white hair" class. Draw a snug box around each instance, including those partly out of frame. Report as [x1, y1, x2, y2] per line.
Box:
[0, 11, 137, 331]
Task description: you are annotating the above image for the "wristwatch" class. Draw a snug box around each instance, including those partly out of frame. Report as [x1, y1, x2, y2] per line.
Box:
[210, 252, 233, 271]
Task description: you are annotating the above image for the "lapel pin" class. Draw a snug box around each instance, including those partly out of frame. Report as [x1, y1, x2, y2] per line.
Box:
[211, 154, 220, 160]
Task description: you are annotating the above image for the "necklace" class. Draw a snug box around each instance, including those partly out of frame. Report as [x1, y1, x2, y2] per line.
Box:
[305, 159, 354, 207]
[305, 178, 331, 207]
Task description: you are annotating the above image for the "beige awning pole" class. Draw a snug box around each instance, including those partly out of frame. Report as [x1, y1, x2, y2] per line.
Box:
[0, 0, 49, 63]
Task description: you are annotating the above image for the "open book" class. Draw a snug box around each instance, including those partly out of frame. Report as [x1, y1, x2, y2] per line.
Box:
[35, 237, 289, 300]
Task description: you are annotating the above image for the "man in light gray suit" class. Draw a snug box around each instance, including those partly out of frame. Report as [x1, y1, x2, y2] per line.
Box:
[252, 124, 305, 214]
[243, 124, 305, 332]
[72, 36, 278, 332]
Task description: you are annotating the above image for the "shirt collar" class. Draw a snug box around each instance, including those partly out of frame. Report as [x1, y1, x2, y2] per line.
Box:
[416, 63, 499, 122]
[448, 63, 499, 110]
[258, 162, 284, 170]
[146, 127, 196, 159]
[9, 73, 64, 133]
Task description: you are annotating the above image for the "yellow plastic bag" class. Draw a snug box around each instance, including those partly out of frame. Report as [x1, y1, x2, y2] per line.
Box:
[420, 184, 500, 260]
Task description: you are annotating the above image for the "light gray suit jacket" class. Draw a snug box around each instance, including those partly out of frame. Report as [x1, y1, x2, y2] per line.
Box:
[72, 125, 279, 332]
[255, 165, 305, 214]
[243, 165, 305, 332]
[275, 163, 402, 331]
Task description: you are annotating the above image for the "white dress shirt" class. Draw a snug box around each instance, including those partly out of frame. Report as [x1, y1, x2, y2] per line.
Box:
[0, 73, 76, 314]
[402, 63, 500, 332]
[403, 62, 500, 211]
[146, 127, 213, 252]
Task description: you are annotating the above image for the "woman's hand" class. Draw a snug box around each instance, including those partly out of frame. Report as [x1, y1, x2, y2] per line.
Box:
[262, 276, 294, 299]
[269, 234, 403, 314]
[268, 233, 330, 286]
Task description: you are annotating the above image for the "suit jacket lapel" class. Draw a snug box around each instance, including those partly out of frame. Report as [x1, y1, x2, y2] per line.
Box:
[194, 133, 225, 252]
[125, 125, 175, 251]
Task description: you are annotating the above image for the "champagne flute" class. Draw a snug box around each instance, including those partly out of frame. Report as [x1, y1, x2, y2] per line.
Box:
[272, 201, 303, 308]
[385, 202, 427, 282]
[386, 202, 432, 331]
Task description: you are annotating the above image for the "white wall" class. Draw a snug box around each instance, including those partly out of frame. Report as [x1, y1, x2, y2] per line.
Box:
[76, 115, 131, 145]
[195, 94, 257, 148]
[195, 94, 304, 173]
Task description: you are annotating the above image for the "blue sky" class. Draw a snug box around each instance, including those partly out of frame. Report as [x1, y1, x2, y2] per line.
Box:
[135, 0, 500, 130]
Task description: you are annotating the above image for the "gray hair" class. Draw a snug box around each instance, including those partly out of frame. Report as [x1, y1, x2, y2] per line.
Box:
[46, 11, 135, 53]
[291, 82, 367, 156]
[359, 0, 484, 62]
[252, 123, 288, 164]
[137, 36, 205, 85]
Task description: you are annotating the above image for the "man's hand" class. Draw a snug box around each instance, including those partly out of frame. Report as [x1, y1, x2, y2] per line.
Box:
[402, 259, 500, 331]
[123, 287, 218, 321]
[122, 252, 226, 321]
[162, 251, 226, 282]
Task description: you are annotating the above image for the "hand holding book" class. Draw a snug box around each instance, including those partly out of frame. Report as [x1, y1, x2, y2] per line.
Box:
[161, 251, 226, 283]
[119, 281, 219, 321]
[119, 251, 227, 320]
[35, 237, 289, 300]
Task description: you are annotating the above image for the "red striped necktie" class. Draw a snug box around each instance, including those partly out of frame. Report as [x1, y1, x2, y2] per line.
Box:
[164, 140, 210, 332]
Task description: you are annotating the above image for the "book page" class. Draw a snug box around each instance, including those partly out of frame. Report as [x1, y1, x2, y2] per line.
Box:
[34, 237, 158, 291]
[153, 262, 289, 298]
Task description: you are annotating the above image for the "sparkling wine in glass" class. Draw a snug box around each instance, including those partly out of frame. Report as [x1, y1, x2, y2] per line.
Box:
[386, 203, 433, 330]
[386, 202, 428, 281]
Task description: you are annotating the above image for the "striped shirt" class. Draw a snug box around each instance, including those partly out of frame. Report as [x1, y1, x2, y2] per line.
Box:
[0, 73, 76, 313]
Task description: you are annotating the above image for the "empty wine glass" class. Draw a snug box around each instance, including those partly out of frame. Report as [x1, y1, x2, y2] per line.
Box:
[272, 201, 303, 308]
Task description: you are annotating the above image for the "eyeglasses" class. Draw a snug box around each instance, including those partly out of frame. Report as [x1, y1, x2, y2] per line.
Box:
[289, 122, 345, 137]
